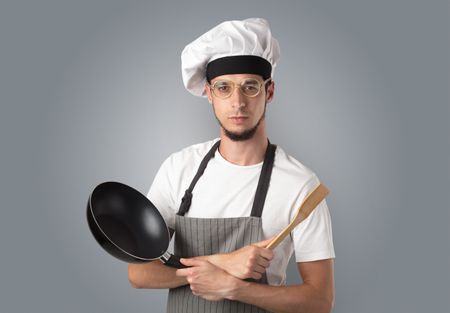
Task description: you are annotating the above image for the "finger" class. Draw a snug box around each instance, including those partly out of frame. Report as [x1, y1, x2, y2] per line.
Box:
[253, 264, 266, 274]
[259, 248, 274, 261]
[253, 237, 274, 248]
[251, 271, 263, 280]
[180, 258, 204, 267]
[176, 268, 191, 277]
[256, 256, 270, 268]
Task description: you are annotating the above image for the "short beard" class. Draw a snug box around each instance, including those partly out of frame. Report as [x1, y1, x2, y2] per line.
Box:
[213, 103, 267, 142]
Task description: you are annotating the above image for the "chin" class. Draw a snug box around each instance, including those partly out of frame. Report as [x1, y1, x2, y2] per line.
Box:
[223, 126, 259, 141]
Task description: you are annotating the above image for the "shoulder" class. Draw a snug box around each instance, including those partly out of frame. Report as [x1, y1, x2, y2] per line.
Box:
[148, 138, 220, 219]
[273, 145, 317, 186]
[172, 138, 220, 161]
[161, 138, 220, 173]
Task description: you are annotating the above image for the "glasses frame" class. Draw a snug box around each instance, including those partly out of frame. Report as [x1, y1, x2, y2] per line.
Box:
[207, 77, 272, 99]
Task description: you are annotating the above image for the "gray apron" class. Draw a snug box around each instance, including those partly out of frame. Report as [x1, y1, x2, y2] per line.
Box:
[166, 140, 277, 313]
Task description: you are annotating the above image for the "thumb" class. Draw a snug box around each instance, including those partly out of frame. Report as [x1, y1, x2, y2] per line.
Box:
[253, 237, 275, 248]
[180, 257, 202, 267]
[180, 258, 194, 266]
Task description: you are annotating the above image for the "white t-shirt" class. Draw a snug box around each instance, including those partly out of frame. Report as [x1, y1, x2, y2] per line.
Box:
[147, 138, 335, 285]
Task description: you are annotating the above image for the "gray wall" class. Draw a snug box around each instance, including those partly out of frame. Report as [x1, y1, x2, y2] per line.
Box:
[1, 0, 449, 312]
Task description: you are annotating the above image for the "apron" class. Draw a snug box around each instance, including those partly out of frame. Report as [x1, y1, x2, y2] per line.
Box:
[166, 140, 277, 313]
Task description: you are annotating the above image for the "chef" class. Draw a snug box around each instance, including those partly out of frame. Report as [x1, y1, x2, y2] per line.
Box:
[128, 18, 335, 313]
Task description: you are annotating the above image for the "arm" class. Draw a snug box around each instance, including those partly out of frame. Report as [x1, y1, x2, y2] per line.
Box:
[230, 259, 335, 313]
[177, 258, 335, 313]
[128, 228, 190, 289]
[128, 237, 273, 289]
[196, 238, 273, 280]
[128, 260, 188, 289]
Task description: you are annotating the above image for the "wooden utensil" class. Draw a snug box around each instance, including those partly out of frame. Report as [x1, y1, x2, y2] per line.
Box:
[266, 183, 330, 250]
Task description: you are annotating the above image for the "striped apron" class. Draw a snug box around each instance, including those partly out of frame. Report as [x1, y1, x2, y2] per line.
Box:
[166, 140, 276, 313]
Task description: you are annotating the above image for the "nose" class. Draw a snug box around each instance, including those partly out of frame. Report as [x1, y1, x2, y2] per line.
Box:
[229, 87, 246, 109]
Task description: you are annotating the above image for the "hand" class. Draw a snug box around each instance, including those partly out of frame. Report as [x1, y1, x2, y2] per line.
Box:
[176, 258, 240, 301]
[209, 238, 274, 280]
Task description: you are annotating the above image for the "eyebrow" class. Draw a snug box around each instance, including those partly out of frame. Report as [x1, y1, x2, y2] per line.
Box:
[212, 78, 261, 84]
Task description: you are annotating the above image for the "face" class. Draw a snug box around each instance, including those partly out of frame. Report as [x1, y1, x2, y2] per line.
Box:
[205, 73, 275, 141]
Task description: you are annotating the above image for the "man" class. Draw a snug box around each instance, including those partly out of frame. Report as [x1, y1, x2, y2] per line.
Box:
[128, 18, 335, 313]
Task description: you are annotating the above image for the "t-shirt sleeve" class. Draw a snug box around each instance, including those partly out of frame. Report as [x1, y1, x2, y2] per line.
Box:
[146, 156, 177, 230]
[290, 173, 336, 262]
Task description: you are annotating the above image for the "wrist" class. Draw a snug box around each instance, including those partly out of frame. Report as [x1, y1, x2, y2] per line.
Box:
[195, 254, 220, 263]
[206, 253, 227, 269]
[226, 277, 251, 301]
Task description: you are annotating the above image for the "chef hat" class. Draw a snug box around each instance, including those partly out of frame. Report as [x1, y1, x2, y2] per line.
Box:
[181, 18, 280, 97]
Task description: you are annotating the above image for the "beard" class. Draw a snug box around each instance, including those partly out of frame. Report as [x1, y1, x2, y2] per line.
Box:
[213, 102, 267, 142]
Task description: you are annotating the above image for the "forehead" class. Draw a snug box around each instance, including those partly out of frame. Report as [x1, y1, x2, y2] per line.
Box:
[210, 73, 263, 83]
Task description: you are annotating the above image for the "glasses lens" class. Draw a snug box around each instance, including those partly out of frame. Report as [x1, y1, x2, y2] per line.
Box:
[213, 81, 233, 98]
[240, 79, 261, 97]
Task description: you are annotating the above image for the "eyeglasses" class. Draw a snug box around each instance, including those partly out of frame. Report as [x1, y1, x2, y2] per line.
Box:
[207, 78, 272, 99]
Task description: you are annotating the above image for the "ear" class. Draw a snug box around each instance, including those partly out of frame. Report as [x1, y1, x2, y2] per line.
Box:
[204, 84, 213, 104]
[266, 80, 275, 103]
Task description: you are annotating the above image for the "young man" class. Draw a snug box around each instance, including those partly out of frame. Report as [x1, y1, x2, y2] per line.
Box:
[128, 18, 335, 313]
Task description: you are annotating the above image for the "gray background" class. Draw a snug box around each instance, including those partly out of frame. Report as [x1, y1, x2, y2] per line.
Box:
[1, 0, 449, 312]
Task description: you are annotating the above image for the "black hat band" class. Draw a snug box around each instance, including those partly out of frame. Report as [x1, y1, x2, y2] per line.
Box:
[206, 55, 272, 82]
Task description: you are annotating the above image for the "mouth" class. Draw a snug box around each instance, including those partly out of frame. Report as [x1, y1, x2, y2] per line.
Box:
[228, 116, 249, 124]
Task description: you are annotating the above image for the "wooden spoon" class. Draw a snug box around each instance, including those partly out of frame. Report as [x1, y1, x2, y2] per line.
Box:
[266, 183, 330, 250]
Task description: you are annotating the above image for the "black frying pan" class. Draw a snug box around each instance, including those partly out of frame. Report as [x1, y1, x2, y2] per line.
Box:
[87, 181, 184, 268]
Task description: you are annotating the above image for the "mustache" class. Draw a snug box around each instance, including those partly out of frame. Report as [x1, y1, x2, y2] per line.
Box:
[229, 110, 248, 116]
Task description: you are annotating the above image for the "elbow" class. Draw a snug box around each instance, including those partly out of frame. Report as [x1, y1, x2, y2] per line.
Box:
[310, 285, 334, 313]
[323, 299, 334, 313]
[321, 294, 335, 313]
[128, 264, 142, 289]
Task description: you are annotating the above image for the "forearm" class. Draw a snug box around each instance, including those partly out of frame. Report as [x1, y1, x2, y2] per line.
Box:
[128, 260, 188, 289]
[229, 281, 333, 313]
[127, 246, 262, 290]
[195, 244, 272, 280]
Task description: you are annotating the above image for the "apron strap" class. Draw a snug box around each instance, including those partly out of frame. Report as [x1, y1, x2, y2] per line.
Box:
[176, 139, 277, 217]
[250, 142, 277, 218]
[177, 140, 221, 216]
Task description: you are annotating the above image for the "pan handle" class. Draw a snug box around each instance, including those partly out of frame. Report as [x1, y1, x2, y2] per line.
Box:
[160, 252, 187, 268]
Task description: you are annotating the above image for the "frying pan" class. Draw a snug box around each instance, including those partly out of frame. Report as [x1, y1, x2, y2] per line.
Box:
[86, 181, 185, 268]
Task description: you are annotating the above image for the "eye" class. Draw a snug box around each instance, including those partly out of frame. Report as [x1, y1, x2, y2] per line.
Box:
[218, 85, 231, 92]
[242, 80, 260, 95]
[243, 84, 258, 91]
[214, 81, 232, 92]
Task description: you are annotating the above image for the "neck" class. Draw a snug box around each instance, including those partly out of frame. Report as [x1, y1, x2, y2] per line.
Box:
[218, 122, 268, 166]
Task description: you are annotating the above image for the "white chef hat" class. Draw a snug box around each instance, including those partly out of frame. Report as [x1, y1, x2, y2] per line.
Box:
[181, 18, 280, 97]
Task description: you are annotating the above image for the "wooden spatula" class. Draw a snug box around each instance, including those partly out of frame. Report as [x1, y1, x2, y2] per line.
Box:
[266, 183, 330, 250]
